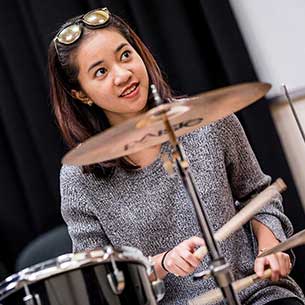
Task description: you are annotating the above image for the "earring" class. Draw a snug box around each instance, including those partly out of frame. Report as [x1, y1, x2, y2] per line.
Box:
[83, 98, 93, 106]
[86, 100, 93, 106]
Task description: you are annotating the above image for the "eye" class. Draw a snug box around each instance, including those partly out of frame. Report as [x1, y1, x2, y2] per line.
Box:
[121, 50, 131, 61]
[95, 67, 107, 77]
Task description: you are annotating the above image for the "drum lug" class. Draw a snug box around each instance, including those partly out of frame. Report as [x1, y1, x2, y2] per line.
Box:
[148, 256, 165, 302]
[107, 270, 125, 295]
[106, 246, 125, 295]
[23, 285, 42, 305]
[23, 294, 42, 305]
[151, 278, 165, 302]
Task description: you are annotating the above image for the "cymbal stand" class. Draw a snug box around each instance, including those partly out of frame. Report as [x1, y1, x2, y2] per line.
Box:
[282, 84, 305, 144]
[151, 85, 241, 305]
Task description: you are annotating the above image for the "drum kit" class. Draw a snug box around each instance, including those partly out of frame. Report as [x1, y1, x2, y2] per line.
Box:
[1, 82, 305, 305]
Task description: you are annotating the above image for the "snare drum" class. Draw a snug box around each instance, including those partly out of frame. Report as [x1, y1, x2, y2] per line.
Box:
[0, 246, 165, 305]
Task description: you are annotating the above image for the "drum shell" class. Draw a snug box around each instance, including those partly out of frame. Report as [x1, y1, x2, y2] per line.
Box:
[0, 260, 158, 305]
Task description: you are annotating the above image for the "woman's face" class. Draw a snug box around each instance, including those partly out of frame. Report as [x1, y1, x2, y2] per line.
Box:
[74, 28, 149, 125]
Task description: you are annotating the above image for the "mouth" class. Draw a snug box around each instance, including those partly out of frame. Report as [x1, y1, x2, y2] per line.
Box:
[120, 82, 139, 98]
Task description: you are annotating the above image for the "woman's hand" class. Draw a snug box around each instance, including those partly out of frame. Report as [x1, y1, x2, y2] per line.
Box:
[251, 219, 292, 281]
[162, 236, 205, 277]
[254, 251, 292, 281]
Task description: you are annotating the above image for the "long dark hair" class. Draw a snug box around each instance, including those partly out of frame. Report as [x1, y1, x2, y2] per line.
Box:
[48, 11, 173, 178]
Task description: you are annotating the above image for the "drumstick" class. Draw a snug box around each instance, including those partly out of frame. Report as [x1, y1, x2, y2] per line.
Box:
[188, 269, 272, 305]
[194, 178, 286, 260]
[258, 228, 305, 257]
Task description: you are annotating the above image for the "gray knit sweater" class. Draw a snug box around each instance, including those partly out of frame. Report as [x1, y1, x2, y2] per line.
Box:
[61, 114, 304, 305]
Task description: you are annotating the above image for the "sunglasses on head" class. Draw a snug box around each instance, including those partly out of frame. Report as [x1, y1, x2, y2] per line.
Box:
[53, 8, 110, 52]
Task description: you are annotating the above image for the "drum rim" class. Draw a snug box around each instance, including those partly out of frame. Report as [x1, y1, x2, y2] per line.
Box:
[0, 246, 151, 300]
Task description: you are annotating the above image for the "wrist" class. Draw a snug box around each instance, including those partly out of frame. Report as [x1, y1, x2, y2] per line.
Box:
[161, 250, 171, 273]
[258, 248, 267, 255]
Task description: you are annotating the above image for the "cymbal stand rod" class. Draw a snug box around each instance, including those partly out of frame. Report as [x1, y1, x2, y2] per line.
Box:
[161, 113, 241, 305]
[151, 84, 240, 305]
[282, 84, 305, 145]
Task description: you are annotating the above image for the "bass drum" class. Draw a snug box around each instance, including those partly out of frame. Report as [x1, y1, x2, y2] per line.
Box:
[0, 246, 165, 305]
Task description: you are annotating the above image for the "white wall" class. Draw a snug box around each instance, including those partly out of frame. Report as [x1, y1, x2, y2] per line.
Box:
[229, 0, 305, 97]
[229, 0, 305, 209]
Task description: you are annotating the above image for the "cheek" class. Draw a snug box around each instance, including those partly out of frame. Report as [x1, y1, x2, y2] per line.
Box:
[84, 79, 110, 100]
[134, 56, 149, 82]
[139, 64, 149, 85]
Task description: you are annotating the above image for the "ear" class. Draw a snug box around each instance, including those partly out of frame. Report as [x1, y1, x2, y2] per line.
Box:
[71, 89, 89, 102]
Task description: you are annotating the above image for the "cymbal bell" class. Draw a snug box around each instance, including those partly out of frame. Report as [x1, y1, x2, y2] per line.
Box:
[62, 82, 271, 166]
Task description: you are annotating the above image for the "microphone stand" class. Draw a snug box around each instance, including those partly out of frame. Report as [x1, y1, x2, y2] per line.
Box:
[151, 85, 241, 305]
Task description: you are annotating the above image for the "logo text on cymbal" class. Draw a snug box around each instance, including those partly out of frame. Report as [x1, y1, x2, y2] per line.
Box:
[124, 118, 203, 151]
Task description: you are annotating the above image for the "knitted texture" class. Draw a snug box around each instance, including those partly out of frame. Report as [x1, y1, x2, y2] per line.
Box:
[61, 114, 304, 305]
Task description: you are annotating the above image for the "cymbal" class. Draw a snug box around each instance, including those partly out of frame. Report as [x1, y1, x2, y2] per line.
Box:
[62, 82, 271, 166]
[258, 228, 305, 257]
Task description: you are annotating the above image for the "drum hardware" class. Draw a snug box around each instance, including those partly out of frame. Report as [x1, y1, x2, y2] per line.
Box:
[62, 82, 271, 166]
[193, 268, 211, 281]
[22, 285, 41, 305]
[151, 85, 241, 305]
[105, 246, 125, 295]
[136, 103, 190, 129]
[148, 257, 166, 302]
[194, 178, 287, 261]
[151, 278, 165, 302]
[1, 246, 162, 305]
[189, 269, 272, 305]
[282, 84, 305, 144]
[61, 81, 272, 305]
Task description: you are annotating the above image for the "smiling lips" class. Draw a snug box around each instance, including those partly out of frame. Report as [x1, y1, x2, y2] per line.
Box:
[120, 82, 139, 98]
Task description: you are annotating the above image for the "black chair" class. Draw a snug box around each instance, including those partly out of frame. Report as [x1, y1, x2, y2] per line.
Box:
[16, 224, 72, 271]
[0, 261, 9, 282]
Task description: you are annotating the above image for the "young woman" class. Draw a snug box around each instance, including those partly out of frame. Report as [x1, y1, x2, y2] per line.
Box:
[48, 8, 304, 305]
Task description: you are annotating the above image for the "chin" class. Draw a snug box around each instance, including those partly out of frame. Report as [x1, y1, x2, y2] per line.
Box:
[134, 95, 148, 113]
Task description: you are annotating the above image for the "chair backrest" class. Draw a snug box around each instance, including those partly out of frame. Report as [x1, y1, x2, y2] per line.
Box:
[15, 225, 72, 271]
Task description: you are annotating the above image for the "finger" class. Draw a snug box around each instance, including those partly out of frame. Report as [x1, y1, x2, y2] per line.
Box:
[286, 255, 292, 275]
[177, 248, 201, 268]
[175, 255, 195, 274]
[184, 236, 205, 251]
[286, 254, 292, 273]
[276, 253, 287, 277]
[171, 264, 189, 277]
[254, 257, 266, 277]
[276, 252, 290, 277]
[283, 253, 291, 276]
[166, 253, 194, 275]
[172, 258, 193, 276]
[266, 255, 280, 281]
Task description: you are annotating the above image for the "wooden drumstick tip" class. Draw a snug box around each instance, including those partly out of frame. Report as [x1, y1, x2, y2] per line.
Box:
[194, 245, 207, 260]
[274, 178, 287, 193]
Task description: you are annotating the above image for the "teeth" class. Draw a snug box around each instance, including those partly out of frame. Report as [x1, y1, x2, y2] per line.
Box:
[122, 84, 137, 96]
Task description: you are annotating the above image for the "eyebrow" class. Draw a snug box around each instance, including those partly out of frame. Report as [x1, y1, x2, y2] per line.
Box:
[87, 42, 129, 73]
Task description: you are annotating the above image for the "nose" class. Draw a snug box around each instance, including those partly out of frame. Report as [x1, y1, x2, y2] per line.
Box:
[113, 65, 132, 86]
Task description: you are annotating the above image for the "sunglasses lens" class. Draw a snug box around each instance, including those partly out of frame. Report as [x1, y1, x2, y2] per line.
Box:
[57, 24, 82, 44]
[55, 8, 110, 47]
[83, 9, 110, 26]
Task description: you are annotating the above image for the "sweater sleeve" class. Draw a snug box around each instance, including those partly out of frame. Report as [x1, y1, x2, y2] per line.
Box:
[217, 114, 294, 245]
[60, 165, 110, 253]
